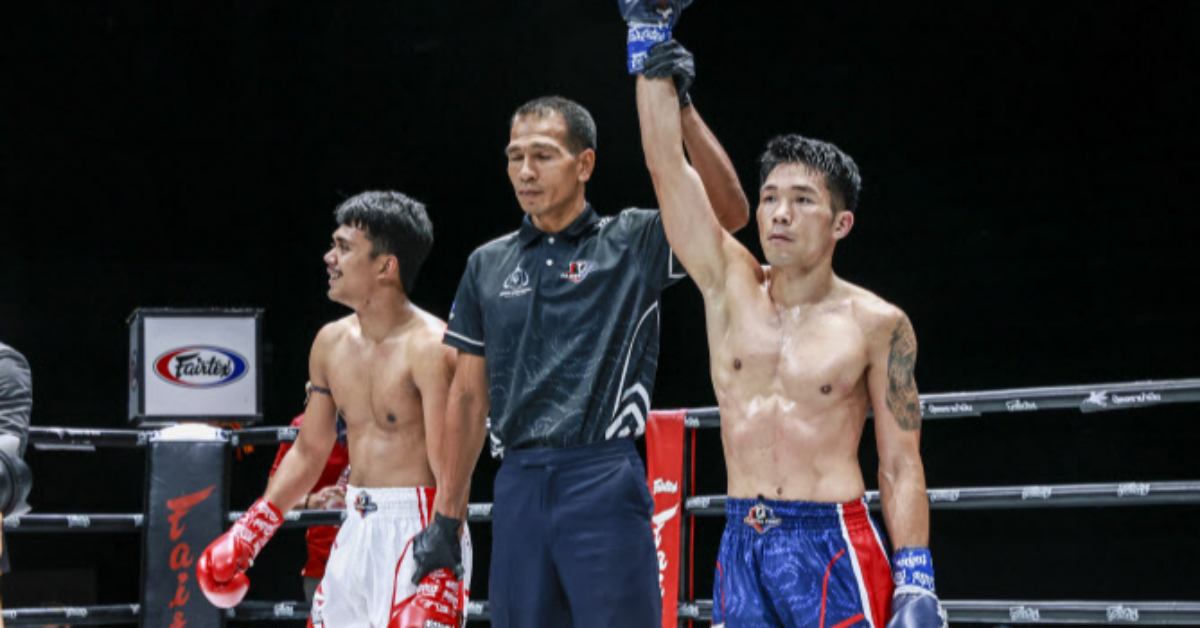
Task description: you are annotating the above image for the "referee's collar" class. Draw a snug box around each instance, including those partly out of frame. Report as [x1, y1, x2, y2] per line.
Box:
[518, 204, 600, 248]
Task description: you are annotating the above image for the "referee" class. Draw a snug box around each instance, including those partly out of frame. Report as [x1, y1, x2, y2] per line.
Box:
[413, 93, 747, 627]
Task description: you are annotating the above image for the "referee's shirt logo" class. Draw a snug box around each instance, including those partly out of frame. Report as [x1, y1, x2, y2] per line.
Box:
[500, 264, 531, 298]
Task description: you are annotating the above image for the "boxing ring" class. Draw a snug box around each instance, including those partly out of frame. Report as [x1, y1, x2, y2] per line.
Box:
[6, 378, 1200, 626]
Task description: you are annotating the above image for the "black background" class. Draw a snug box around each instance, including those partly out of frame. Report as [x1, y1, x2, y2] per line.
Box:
[3, 0, 1199, 623]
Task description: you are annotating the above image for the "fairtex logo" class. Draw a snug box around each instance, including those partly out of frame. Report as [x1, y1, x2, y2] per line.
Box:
[1022, 486, 1053, 500]
[928, 490, 960, 503]
[652, 478, 678, 495]
[167, 486, 215, 627]
[1118, 483, 1150, 497]
[1005, 399, 1038, 412]
[652, 504, 679, 597]
[561, 260, 595, 283]
[154, 346, 248, 389]
[743, 502, 782, 534]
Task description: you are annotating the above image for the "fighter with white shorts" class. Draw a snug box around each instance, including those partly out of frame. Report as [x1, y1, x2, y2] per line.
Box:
[195, 191, 472, 628]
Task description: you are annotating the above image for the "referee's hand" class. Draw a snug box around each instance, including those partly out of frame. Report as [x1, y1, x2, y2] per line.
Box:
[411, 513, 465, 584]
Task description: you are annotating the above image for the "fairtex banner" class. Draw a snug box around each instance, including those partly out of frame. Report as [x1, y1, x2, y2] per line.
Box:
[645, 410, 686, 628]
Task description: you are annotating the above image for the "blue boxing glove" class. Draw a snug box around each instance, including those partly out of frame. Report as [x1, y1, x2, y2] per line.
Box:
[887, 547, 948, 628]
[619, 0, 693, 74]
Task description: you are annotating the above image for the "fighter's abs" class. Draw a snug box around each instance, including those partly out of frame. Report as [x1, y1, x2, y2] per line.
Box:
[714, 317, 873, 502]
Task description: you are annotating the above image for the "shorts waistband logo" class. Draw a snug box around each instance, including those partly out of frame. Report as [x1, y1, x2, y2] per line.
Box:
[743, 501, 782, 534]
[353, 491, 378, 517]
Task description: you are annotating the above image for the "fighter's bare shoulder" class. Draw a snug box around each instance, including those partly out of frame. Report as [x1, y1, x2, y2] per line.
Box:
[312, 315, 356, 351]
[308, 315, 356, 382]
[404, 308, 455, 374]
[840, 281, 912, 347]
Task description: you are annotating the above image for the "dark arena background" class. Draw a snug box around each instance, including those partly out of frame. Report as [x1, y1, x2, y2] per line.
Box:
[4, 1, 1199, 626]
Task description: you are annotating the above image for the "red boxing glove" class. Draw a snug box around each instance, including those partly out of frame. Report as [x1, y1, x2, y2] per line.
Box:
[196, 498, 283, 608]
[390, 569, 466, 628]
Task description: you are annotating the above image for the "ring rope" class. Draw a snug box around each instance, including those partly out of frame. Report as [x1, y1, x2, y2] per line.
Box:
[684, 378, 1200, 427]
[27, 378, 1200, 451]
[683, 480, 1200, 515]
[0, 604, 139, 626]
[11, 598, 1200, 626]
[8, 479, 1195, 534]
[28, 428, 148, 451]
[1, 514, 143, 533]
[672, 600, 1200, 625]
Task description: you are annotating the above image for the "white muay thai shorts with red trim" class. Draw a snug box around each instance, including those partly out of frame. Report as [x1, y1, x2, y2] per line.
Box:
[308, 486, 473, 628]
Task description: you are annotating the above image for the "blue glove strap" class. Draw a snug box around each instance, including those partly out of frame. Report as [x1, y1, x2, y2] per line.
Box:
[892, 547, 936, 593]
[627, 23, 672, 73]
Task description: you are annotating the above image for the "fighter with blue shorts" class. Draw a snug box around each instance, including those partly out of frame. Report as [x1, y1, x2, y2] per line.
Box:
[630, 4, 949, 625]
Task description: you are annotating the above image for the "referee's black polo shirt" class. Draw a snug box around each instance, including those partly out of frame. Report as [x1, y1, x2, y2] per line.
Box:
[443, 204, 684, 456]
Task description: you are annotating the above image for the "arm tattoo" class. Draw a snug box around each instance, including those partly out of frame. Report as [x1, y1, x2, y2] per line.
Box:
[886, 316, 921, 431]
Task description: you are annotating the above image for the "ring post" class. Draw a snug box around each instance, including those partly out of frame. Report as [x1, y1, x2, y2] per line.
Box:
[645, 410, 687, 628]
[141, 424, 230, 628]
[680, 421, 694, 627]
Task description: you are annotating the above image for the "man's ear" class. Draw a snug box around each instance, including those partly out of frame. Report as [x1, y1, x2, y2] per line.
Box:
[380, 255, 400, 279]
[833, 210, 855, 240]
[576, 148, 596, 183]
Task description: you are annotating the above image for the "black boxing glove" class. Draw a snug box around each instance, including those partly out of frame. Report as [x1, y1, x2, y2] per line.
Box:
[644, 39, 696, 108]
[411, 513, 465, 584]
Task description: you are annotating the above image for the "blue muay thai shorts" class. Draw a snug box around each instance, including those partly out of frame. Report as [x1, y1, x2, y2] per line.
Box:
[712, 497, 895, 628]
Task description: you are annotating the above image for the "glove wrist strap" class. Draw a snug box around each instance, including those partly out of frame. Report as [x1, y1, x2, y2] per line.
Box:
[892, 546, 936, 594]
[233, 498, 284, 558]
[627, 23, 672, 74]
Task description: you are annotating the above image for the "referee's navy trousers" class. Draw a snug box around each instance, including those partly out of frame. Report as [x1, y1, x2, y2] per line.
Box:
[489, 438, 661, 627]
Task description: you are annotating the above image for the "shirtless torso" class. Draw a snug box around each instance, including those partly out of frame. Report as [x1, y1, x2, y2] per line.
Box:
[711, 266, 906, 502]
[314, 309, 454, 489]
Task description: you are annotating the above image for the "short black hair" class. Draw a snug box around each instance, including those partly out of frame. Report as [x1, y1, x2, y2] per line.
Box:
[512, 96, 597, 155]
[334, 191, 433, 294]
[759, 135, 861, 213]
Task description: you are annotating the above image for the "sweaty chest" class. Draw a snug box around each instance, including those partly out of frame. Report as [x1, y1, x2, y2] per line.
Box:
[720, 310, 868, 397]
